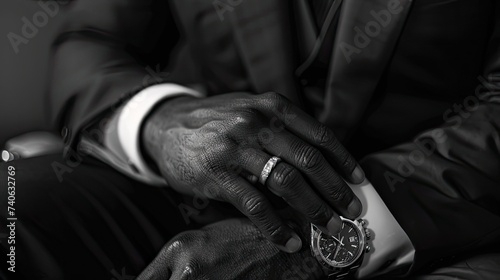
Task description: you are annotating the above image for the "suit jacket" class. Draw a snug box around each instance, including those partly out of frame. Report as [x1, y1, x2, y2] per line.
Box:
[49, 0, 500, 275]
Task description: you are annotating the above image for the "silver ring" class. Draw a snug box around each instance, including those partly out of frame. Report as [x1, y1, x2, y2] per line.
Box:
[259, 156, 282, 185]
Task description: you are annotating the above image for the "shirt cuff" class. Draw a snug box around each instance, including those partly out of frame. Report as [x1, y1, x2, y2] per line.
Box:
[115, 83, 203, 186]
[353, 180, 415, 279]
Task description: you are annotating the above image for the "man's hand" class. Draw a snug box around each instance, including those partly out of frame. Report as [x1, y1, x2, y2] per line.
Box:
[142, 92, 364, 253]
[136, 218, 324, 280]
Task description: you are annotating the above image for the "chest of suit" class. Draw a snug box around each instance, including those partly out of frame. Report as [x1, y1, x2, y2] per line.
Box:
[170, 0, 495, 152]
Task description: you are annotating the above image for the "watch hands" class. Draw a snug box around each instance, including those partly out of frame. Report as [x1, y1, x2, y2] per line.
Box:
[331, 235, 342, 244]
[332, 235, 345, 246]
[333, 240, 341, 259]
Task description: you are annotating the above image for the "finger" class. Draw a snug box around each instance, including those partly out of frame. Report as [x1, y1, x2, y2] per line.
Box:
[136, 238, 178, 280]
[223, 176, 302, 253]
[237, 147, 272, 179]
[242, 172, 259, 185]
[246, 174, 259, 184]
[262, 130, 362, 220]
[256, 92, 365, 184]
[238, 148, 343, 234]
[137, 265, 172, 280]
[235, 167, 260, 184]
[170, 266, 193, 280]
[267, 162, 345, 235]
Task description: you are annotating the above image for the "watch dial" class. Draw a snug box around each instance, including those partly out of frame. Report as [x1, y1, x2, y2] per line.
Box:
[317, 220, 362, 267]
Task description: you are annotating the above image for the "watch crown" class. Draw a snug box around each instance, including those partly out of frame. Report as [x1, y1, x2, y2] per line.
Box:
[358, 219, 367, 227]
[365, 229, 371, 240]
[365, 245, 371, 253]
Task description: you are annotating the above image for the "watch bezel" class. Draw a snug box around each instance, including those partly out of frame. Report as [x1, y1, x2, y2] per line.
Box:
[311, 217, 366, 268]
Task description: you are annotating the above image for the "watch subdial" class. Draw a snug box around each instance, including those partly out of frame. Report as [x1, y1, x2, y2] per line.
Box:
[319, 236, 338, 261]
[334, 248, 351, 263]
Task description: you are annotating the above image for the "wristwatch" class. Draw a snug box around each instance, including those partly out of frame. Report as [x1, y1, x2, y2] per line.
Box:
[310, 217, 371, 279]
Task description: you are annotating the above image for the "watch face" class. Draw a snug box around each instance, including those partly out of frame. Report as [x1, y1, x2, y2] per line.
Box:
[316, 219, 364, 268]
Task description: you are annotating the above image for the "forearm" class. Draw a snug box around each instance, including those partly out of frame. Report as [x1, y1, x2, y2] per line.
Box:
[51, 37, 164, 146]
[49, 0, 172, 149]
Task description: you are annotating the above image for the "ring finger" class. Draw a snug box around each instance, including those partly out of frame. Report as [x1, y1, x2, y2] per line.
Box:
[238, 148, 341, 235]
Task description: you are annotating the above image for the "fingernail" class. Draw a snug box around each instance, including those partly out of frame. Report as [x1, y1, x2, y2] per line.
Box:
[327, 216, 342, 235]
[282, 234, 302, 253]
[347, 197, 362, 218]
[351, 165, 365, 184]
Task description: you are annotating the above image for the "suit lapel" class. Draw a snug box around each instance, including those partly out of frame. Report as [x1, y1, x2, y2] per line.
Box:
[229, 0, 302, 104]
[321, 0, 414, 139]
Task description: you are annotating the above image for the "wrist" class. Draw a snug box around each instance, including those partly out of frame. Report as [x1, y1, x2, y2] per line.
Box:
[141, 95, 197, 165]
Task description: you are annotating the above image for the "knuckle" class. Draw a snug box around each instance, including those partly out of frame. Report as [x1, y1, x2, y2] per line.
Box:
[233, 110, 256, 128]
[219, 177, 240, 198]
[272, 164, 300, 189]
[296, 145, 322, 170]
[330, 189, 347, 202]
[312, 124, 333, 146]
[243, 195, 267, 217]
[180, 262, 202, 279]
[165, 239, 184, 256]
[203, 119, 225, 134]
[329, 186, 352, 203]
[164, 232, 207, 267]
[262, 91, 286, 108]
[164, 231, 195, 256]
[267, 223, 288, 242]
[342, 154, 355, 170]
[309, 204, 331, 223]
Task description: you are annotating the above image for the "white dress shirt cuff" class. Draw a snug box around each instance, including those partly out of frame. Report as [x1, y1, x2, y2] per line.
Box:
[352, 180, 415, 279]
[116, 83, 203, 186]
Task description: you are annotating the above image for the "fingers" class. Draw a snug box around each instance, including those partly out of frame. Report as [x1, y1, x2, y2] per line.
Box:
[238, 148, 345, 234]
[256, 92, 365, 184]
[267, 162, 344, 234]
[136, 240, 176, 280]
[137, 230, 199, 280]
[262, 130, 362, 220]
[223, 176, 302, 253]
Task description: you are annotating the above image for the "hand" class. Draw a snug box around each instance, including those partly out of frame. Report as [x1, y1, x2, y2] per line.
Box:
[136, 218, 324, 280]
[142, 92, 364, 253]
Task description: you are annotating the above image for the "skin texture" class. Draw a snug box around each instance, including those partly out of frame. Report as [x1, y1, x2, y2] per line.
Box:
[136, 218, 324, 280]
[142, 92, 364, 253]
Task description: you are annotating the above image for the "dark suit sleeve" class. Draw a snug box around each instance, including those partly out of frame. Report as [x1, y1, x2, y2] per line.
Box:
[361, 3, 500, 274]
[49, 0, 176, 149]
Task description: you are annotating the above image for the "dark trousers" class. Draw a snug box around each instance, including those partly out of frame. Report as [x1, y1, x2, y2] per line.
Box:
[0, 155, 196, 280]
